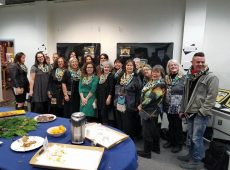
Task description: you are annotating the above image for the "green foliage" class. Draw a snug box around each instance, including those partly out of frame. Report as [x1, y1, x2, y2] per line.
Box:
[0, 116, 38, 139]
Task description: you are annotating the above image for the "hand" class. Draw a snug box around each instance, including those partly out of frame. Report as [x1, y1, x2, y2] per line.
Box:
[179, 112, 188, 119]
[48, 92, 52, 99]
[16, 88, 23, 95]
[82, 98, 88, 106]
[137, 104, 142, 111]
[64, 95, 70, 101]
[106, 97, 111, 105]
[29, 90, 33, 96]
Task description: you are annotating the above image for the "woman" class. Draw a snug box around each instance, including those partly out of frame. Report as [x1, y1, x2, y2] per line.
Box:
[29, 51, 50, 114]
[79, 62, 99, 121]
[9, 52, 29, 110]
[96, 61, 114, 124]
[114, 59, 142, 138]
[83, 55, 94, 65]
[96, 53, 109, 76]
[163, 59, 184, 153]
[137, 65, 166, 159]
[113, 58, 123, 80]
[62, 57, 81, 118]
[48, 57, 66, 117]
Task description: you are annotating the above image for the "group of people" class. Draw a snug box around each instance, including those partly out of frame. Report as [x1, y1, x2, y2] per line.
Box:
[9, 51, 219, 170]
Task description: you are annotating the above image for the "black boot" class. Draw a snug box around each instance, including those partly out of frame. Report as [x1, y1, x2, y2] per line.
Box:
[171, 145, 182, 153]
[137, 140, 152, 159]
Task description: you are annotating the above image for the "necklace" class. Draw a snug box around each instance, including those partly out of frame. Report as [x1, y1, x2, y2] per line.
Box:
[38, 64, 49, 73]
[69, 68, 80, 81]
[55, 68, 65, 81]
[120, 73, 134, 86]
[99, 73, 109, 84]
[82, 75, 94, 85]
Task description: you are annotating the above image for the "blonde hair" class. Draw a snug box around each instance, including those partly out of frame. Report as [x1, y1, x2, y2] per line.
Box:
[166, 59, 184, 76]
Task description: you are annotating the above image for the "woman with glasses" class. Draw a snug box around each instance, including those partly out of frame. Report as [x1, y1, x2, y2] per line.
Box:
[9, 52, 29, 110]
[96, 61, 114, 124]
[114, 59, 142, 138]
[137, 65, 166, 158]
[79, 62, 99, 121]
[48, 57, 66, 117]
[29, 51, 50, 114]
[62, 57, 81, 118]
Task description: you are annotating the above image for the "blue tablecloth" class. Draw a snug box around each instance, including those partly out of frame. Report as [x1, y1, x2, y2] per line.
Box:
[0, 107, 138, 170]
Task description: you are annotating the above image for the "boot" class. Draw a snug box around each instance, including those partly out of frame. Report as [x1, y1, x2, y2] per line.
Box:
[137, 140, 152, 159]
[163, 141, 172, 148]
[171, 145, 182, 153]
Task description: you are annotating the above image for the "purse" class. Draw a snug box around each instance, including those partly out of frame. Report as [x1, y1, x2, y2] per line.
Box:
[116, 95, 126, 112]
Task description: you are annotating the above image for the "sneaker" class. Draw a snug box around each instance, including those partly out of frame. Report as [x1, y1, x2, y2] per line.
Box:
[177, 154, 190, 162]
[137, 150, 151, 159]
[171, 146, 182, 153]
[163, 142, 172, 148]
[179, 161, 204, 169]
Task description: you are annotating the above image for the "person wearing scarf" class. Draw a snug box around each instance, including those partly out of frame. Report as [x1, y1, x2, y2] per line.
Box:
[9, 52, 29, 110]
[178, 52, 219, 170]
[96, 61, 114, 124]
[29, 51, 51, 114]
[163, 59, 185, 153]
[137, 65, 166, 159]
[48, 57, 66, 117]
[62, 57, 81, 118]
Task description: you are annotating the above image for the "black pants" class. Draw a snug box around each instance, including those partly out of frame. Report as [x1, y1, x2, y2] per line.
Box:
[32, 102, 48, 114]
[142, 117, 160, 151]
[98, 108, 109, 125]
[167, 114, 184, 146]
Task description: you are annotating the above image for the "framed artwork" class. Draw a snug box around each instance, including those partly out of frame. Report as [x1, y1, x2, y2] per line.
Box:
[57, 43, 101, 65]
[216, 89, 230, 104]
[117, 43, 173, 70]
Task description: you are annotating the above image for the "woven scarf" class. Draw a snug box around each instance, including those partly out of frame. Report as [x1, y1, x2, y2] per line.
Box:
[55, 68, 65, 81]
[69, 68, 81, 81]
[186, 65, 209, 81]
[18, 63, 28, 73]
[120, 73, 134, 86]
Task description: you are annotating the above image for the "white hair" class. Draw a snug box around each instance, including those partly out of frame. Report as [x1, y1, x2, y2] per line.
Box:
[166, 59, 184, 76]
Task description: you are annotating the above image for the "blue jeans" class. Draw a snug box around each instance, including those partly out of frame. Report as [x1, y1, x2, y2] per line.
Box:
[187, 114, 209, 162]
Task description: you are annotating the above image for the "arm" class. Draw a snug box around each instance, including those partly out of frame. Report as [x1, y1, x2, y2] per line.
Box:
[86, 76, 99, 100]
[29, 72, 35, 97]
[199, 75, 219, 116]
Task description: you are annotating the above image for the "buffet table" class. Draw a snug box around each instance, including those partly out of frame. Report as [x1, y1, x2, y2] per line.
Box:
[0, 107, 138, 170]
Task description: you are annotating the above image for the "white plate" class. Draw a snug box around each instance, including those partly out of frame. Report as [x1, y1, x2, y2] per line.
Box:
[11, 136, 44, 152]
[47, 126, 66, 137]
[34, 114, 56, 123]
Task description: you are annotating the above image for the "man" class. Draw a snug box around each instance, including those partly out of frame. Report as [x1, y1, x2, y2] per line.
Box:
[178, 52, 219, 169]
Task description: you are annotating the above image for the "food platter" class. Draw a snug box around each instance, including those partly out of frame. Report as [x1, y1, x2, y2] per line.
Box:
[11, 136, 44, 152]
[34, 114, 56, 123]
[0, 110, 26, 118]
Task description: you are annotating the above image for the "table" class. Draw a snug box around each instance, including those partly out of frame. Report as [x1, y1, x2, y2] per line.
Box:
[0, 107, 138, 170]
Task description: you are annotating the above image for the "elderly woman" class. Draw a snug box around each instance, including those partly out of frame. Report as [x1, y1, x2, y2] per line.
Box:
[79, 62, 99, 121]
[9, 52, 29, 110]
[114, 59, 142, 138]
[163, 59, 185, 153]
[29, 51, 50, 114]
[96, 61, 114, 124]
[137, 65, 166, 159]
[48, 57, 66, 117]
[62, 57, 81, 118]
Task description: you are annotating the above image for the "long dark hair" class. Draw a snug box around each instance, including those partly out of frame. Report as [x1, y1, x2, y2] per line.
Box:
[14, 52, 25, 63]
[34, 51, 47, 67]
[81, 62, 96, 77]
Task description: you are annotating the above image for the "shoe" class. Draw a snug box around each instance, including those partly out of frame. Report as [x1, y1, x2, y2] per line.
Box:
[137, 150, 151, 159]
[177, 154, 190, 162]
[163, 142, 172, 148]
[171, 146, 182, 153]
[179, 161, 204, 169]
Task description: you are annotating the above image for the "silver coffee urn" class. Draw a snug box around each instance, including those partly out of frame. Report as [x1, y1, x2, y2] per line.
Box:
[71, 112, 86, 144]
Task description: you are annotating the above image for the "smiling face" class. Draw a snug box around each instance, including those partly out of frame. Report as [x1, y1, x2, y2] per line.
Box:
[85, 56, 92, 63]
[20, 55, 26, 64]
[143, 66, 152, 78]
[70, 59, 79, 70]
[192, 56, 205, 72]
[103, 63, 110, 74]
[86, 63, 94, 75]
[114, 61, 122, 70]
[125, 61, 134, 74]
[36, 53, 45, 64]
[152, 70, 161, 80]
[168, 61, 179, 75]
[100, 55, 108, 64]
[57, 58, 65, 68]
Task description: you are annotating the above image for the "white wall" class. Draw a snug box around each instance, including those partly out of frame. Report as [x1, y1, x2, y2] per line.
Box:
[0, 0, 185, 65]
[203, 0, 230, 89]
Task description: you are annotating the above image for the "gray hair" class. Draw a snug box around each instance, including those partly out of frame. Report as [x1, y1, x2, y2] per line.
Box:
[166, 59, 184, 76]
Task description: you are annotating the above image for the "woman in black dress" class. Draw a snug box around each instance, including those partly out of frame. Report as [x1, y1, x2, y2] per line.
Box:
[48, 57, 66, 117]
[96, 61, 114, 124]
[9, 52, 29, 110]
[62, 57, 81, 118]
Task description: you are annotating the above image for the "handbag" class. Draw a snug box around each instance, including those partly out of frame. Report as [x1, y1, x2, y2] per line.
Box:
[116, 95, 126, 112]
